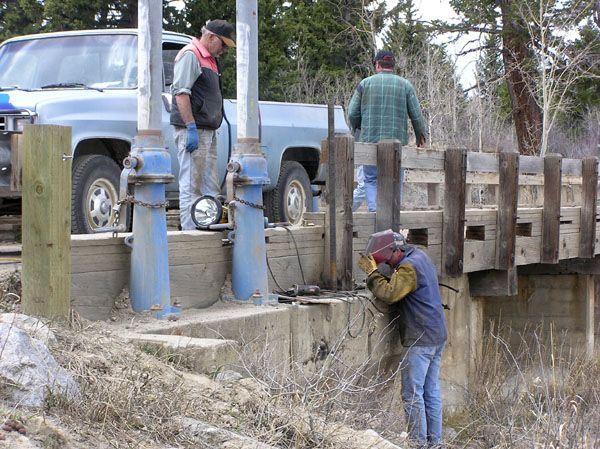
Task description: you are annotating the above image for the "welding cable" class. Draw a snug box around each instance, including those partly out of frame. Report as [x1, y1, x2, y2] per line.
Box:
[283, 226, 306, 285]
[265, 254, 288, 294]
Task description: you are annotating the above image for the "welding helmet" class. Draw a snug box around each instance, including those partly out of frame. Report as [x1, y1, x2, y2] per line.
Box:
[365, 229, 407, 264]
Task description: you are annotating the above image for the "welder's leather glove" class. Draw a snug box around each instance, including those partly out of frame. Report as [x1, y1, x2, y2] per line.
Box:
[185, 122, 199, 153]
[358, 254, 377, 276]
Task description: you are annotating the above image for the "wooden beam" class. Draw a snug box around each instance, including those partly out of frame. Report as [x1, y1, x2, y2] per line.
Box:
[376, 139, 402, 232]
[579, 157, 598, 258]
[334, 134, 354, 290]
[581, 274, 596, 358]
[541, 153, 562, 264]
[496, 151, 519, 270]
[443, 148, 467, 277]
[22, 125, 72, 320]
[468, 267, 518, 297]
[10, 134, 23, 191]
[518, 256, 600, 275]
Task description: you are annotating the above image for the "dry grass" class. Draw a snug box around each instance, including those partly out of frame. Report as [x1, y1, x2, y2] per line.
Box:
[450, 322, 600, 448]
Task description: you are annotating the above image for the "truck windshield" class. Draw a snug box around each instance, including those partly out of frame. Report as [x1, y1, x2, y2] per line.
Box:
[0, 34, 138, 90]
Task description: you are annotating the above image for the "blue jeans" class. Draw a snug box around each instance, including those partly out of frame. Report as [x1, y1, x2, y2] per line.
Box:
[352, 165, 366, 211]
[361, 164, 405, 213]
[401, 343, 445, 446]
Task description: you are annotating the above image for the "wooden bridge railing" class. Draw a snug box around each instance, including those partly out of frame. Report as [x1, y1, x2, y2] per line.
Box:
[323, 135, 600, 293]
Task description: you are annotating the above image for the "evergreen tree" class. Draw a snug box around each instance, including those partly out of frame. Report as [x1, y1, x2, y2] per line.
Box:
[0, 0, 44, 41]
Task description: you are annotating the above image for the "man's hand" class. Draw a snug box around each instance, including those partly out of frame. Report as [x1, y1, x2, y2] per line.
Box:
[417, 134, 426, 148]
[185, 122, 199, 153]
[358, 254, 377, 276]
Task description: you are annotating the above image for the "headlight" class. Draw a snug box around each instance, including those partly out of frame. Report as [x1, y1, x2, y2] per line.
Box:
[191, 195, 223, 229]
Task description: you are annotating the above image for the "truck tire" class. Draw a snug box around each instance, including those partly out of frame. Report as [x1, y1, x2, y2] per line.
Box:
[266, 161, 311, 226]
[71, 154, 124, 234]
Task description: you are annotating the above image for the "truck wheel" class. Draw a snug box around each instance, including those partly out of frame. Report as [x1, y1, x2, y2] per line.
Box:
[71, 155, 124, 234]
[266, 161, 311, 226]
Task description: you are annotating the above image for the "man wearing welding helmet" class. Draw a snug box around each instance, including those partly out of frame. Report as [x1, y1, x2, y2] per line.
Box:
[358, 229, 447, 447]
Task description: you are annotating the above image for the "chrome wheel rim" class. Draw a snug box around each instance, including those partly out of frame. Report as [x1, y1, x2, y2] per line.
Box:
[86, 177, 118, 229]
[286, 180, 306, 226]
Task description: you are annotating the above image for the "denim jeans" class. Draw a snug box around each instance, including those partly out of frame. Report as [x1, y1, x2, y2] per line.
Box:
[401, 343, 445, 446]
[352, 165, 366, 211]
[174, 126, 219, 230]
[361, 164, 405, 212]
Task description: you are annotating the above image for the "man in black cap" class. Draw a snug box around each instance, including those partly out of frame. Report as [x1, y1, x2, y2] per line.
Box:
[348, 50, 427, 212]
[170, 20, 235, 230]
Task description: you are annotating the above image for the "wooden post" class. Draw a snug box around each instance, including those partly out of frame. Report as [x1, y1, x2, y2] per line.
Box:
[334, 134, 354, 290]
[443, 148, 467, 277]
[541, 153, 562, 264]
[496, 151, 519, 270]
[375, 139, 402, 232]
[579, 157, 598, 258]
[327, 105, 336, 290]
[22, 125, 72, 320]
[582, 274, 595, 358]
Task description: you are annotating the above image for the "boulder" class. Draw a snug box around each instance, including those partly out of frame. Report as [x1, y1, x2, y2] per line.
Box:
[0, 314, 56, 345]
[0, 323, 79, 407]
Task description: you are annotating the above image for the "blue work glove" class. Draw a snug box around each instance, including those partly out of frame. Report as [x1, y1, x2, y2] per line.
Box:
[185, 122, 199, 153]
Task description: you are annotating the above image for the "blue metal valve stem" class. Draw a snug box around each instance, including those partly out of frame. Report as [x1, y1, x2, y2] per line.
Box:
[231, 154, 271, 303]
[129, 134, 176, 317]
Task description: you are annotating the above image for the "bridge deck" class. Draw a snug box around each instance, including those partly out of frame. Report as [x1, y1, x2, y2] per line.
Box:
[323, 137, 600, 290]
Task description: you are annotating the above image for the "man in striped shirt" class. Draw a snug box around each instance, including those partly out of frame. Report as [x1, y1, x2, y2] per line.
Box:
[348, 50, 427, 212]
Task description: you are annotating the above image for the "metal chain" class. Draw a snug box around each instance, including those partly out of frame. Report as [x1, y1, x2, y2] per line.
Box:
[117, 194, 169, 209]
[232, 195, 265, 211]
[111, 194, 169, 238]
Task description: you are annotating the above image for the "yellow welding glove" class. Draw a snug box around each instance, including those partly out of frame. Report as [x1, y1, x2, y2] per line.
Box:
[358, 254, 377, 276]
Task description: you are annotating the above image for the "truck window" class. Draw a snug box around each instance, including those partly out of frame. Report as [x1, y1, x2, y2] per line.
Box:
[162, 43, 185, 91]
[0, 34, 138, 90]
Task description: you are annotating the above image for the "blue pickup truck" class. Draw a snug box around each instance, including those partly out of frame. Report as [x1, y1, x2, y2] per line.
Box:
[0, 29, 348, 233]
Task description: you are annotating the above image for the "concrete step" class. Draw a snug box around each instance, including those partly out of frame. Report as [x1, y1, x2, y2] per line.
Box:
[125, 333, 241, 375]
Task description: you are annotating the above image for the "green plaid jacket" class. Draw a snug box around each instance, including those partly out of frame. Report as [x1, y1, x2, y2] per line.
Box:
[348, 72, 427, 144]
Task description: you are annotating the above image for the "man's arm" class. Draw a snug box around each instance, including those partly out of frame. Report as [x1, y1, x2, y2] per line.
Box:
[406, 82, 427, 147]
[367, 264, 417, 304]
[172, 51, 202, 125]
[347, 83, 363, 131]
[175, 95, 194, 124]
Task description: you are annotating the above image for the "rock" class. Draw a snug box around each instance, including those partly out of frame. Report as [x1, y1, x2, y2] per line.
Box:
[0, 314, 56, 345]
[178, 417, 279, 449]
[0, 323, 79, 407]
[215, 370, 243, 383]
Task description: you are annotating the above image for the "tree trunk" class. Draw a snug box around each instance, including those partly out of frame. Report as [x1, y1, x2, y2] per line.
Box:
[501, 3, 542, 155]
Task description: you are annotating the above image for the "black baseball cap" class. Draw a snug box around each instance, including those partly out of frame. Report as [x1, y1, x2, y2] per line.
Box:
[206, 19, 236, 48]
[374, 50, 395, 63]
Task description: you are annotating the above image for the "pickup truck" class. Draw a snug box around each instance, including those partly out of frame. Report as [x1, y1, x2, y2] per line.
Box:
[0, 29, 348, 233]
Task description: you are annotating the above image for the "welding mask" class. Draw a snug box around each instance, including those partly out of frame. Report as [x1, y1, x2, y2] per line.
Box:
[365, 229, 407, 264]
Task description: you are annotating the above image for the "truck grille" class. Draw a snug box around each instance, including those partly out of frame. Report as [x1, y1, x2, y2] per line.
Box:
[0, 117, 5, 131]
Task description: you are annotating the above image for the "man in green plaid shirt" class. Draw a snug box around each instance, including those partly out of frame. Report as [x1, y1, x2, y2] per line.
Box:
[348, 50, 427, 211]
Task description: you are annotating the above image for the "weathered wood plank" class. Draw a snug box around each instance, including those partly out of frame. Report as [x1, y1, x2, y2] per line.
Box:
[335, 134, 354, 290]
[22, 125, 71, 320]
[376, 139, 402, 232]
[579, 157, 598, 258]
[443, 148, 467, 277]
[10, 134, 22, 191]
[497, 152, 519, 269]
[541, 154, 562, 264]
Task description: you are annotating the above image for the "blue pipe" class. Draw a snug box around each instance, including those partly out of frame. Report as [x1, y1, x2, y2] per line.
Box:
[229, 154, 275, 304]
[129, 134, 179, 318]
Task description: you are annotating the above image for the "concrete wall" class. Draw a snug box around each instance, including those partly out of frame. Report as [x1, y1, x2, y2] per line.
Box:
[482, 274, 599, 349]
[71, 225, 325, 321]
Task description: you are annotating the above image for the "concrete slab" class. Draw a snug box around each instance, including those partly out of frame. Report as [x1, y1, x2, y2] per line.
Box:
[125, 332, 241, 375]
